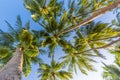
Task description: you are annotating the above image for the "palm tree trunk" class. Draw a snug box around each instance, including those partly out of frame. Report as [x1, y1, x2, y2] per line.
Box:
[0, 48, 23, 80]
[58, 0, 120, 35]
[53, 75, 55, 80]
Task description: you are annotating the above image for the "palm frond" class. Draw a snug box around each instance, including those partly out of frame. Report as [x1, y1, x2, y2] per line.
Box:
[5, 20, 17, 34]
[102, 63, 120, 80]
[38, 58, 72, 80]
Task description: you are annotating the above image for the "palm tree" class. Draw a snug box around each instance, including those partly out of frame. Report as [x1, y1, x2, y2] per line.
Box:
[24, 0, 120, 36]
[102, 63, 120, 80]
[59, 0, 120, 35]
[38, 57, 72, 80]
[0, 16, 41, 80]
[24, 0, 120, 57]
[24, 0, 73, 57]
[59, 21, 120, 75]
[0, 0, 120, 80]
[24, 0, 120, 76]
[75, 22, 119, 58]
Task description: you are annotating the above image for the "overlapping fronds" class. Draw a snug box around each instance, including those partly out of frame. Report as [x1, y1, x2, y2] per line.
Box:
[0, 16, 42, 77]
[102, 63, 120, 80]
[60, 45, 97, 75]
[38, 58, 72, 80]
[74, 22, 119, 58]
[110, 45, 120, 67]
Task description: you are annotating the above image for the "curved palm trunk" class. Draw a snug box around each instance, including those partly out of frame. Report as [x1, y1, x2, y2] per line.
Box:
[0, 48, 23, 80]
[59, 0, 120, 35]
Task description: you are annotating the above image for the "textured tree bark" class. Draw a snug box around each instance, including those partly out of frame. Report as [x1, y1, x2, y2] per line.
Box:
[0, 48, 23, 80]
[59, 0, 120, 35]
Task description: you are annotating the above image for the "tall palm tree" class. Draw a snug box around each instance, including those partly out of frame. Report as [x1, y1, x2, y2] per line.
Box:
[20, 0, 119, 79]
[102, 63, 120, 80]
[59, 0, 120, 35]
[59, 29, 96, 74]
[0, 16, 41, 80]
[24, 0, 119, 35]
[38, 57, 72, 80]
[24, 0, 73, 57]
[24, 0, 120, 76]
[24, 0, 120, 57]
[59, 21, 120, 75]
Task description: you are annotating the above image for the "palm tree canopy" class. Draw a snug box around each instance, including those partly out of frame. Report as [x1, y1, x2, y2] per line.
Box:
[0, 16, 42, 77]
[38, 58, 72, 80]
[59, 21, 120, 74]
[22, 0, 120, 79]
[23, 0, 118, 57]
[1, 0, 120, 79]
[74, 22, 119, 58]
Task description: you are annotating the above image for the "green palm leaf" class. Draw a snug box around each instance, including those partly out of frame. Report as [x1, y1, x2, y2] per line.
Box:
[102, 63, 120, 80]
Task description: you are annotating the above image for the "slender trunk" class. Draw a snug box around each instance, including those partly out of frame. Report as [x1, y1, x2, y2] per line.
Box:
[53, 74, 55, 80]
[0, 48, 23, 80]
[58, 0, 120, 35]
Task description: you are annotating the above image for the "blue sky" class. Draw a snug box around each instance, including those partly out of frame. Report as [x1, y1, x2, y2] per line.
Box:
[0, 0, 117, 80]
